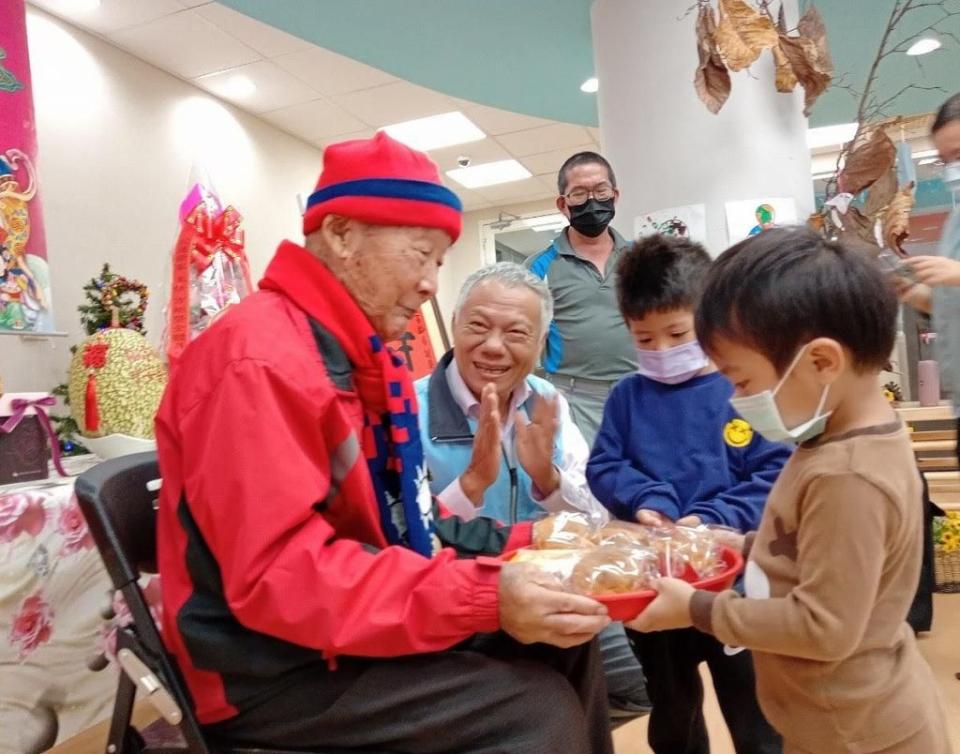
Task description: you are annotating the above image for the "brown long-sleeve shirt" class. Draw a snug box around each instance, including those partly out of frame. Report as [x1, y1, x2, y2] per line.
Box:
[691, 422, 951, 753]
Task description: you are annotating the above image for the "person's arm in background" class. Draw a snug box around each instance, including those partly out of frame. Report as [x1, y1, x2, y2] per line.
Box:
[587, 381, 682, 523]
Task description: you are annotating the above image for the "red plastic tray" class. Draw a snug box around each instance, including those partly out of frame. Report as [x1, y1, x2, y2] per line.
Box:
[505, 545, 744, 622]
[593, 546, 744, 621]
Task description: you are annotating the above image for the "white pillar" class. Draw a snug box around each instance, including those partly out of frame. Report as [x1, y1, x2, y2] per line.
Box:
[592, 0, 814, 255]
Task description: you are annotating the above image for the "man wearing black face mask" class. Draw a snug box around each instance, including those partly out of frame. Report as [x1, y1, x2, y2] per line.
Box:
[526, 152, 636, 447]
[526, 153, 648, 722]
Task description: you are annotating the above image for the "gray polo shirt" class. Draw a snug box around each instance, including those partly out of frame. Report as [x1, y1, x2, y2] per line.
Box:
[526, 227, 637, 382]
[933, 206, 960, 414]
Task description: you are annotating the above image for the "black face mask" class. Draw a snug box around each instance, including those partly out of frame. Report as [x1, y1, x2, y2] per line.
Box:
[567, 198, 615, 238]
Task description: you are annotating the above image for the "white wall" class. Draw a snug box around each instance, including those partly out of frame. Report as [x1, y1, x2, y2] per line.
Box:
[436, 198, 556, 334]
[4, 8, 322, 392]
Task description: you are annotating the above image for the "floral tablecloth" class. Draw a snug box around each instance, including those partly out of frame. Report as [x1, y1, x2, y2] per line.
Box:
[0, 456, 147, 753]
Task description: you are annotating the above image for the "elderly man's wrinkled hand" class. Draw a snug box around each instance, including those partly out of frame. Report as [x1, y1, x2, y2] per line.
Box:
[460, 384, 502, 505]
[515, 394, 560, 496]
[498, 562, 610, 648]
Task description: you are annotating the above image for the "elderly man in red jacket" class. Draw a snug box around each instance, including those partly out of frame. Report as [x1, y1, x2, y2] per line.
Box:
[155, 132, 614, 754]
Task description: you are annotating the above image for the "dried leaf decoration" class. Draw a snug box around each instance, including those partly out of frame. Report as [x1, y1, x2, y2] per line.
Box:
[797, 4, 833, 76]
[777, 34, 830, 116]
[695, 4, 732, 114]
[715, 0, 779, 72]
[882, 181, 915, 255]
[772, 2, 798, 92]
[773, 40, 798, 93]
[839, 127, 896, 195]
[863, 167, 898, 218]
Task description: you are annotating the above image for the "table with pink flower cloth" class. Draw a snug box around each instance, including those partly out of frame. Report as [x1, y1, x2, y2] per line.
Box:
[0, 456, 158, 754]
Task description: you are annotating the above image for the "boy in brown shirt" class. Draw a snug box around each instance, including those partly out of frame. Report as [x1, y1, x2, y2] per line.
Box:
[630, 228, 952, 754]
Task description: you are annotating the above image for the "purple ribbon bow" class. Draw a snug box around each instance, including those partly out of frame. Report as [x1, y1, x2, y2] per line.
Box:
[1, 396, 68, 477]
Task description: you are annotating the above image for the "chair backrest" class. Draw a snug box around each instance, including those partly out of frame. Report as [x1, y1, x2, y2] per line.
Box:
[76, 452, 216, 753]
[75, 451, 161, 589]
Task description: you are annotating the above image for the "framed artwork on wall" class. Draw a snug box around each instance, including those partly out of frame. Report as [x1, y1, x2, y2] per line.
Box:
[725, 197, 798, 244]
[633, 204, 707, 243]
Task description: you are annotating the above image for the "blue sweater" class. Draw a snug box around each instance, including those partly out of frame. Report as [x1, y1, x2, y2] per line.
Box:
[587, 371, 791, 531]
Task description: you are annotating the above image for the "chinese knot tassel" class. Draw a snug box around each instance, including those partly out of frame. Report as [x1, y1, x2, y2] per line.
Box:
[85, 371, 100, 433]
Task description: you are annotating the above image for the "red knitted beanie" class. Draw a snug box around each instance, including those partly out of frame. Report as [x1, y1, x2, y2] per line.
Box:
[303, 132, 462, 243]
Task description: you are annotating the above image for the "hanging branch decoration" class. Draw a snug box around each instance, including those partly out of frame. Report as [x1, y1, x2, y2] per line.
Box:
[691, 0, 833, 116]
[809, 0, 960, 255]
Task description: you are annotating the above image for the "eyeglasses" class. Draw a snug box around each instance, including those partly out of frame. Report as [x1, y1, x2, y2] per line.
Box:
[562, 183, 615, 206]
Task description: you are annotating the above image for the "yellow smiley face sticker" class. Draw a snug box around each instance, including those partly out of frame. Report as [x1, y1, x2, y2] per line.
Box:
[724, 418, 754, 448]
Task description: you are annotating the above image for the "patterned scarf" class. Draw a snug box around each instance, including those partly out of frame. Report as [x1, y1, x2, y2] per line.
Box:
[260, 242, 437, 557]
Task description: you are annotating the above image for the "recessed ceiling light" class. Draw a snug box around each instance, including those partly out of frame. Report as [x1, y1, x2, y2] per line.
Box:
[381, 111, 485, 152]
[806, 122, 858, 149]
[906, 37, 941, 56]
[446, 159, 532, 189]
[215, 74, 257, 99]
[580, 77, 599, 94]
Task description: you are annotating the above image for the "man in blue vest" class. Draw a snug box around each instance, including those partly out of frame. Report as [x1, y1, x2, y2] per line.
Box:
[415, 262, 650, 719]
[526, 152, 636, 447]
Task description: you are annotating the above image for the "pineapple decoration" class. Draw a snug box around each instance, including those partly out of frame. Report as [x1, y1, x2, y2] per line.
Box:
[67, 276, 167, 446]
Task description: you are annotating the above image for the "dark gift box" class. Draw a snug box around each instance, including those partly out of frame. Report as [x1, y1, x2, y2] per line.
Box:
[0, 393, 55, 485]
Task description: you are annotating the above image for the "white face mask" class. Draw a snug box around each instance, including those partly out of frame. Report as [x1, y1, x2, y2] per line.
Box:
[943, 160, 960, 194]
[728, 346, 832, 445]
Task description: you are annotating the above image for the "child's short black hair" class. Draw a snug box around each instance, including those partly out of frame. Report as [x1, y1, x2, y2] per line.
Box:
[695, 226, 897, 373]
[616, 234, 712, 321]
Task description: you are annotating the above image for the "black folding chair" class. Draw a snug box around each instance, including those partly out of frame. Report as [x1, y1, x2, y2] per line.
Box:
[76, 452, 350, 754]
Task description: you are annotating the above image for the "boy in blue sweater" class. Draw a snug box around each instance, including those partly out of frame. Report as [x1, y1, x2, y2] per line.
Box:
[587, 235, 789, 754]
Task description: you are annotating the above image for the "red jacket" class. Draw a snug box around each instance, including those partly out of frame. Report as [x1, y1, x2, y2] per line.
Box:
[156, 241, 531, 723]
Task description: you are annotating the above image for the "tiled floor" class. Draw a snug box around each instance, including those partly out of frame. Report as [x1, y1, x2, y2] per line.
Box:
[613, 593, 960, 753]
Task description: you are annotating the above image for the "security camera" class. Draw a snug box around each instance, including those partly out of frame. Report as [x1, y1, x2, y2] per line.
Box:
[457, 155, 471, 168]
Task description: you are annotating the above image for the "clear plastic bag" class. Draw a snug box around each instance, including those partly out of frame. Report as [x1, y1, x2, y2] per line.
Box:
[519, 515, 727, 595]
[532, 511, 596, 549]
[569, 545, 661, 595]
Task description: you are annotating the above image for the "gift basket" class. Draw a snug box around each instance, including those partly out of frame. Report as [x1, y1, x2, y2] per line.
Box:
[510, 512, 744, 620]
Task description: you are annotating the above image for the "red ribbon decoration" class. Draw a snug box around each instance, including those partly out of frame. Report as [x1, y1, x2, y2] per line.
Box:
[166, 202, 252, 370]
[0, 396, 68, 477]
